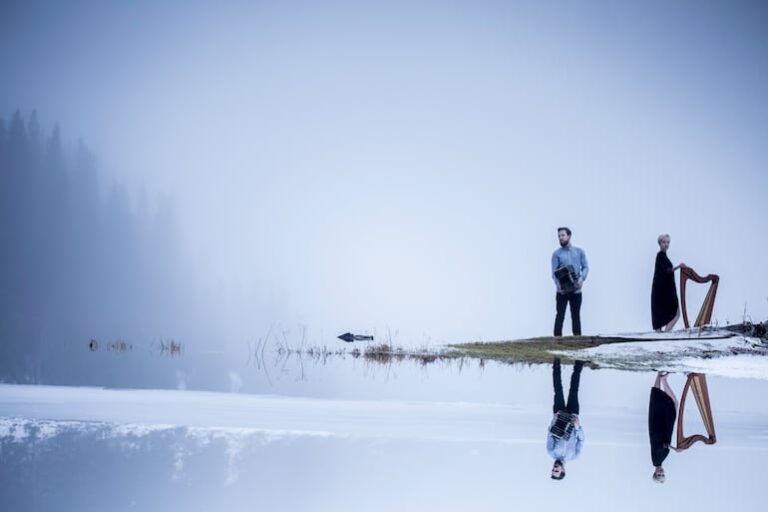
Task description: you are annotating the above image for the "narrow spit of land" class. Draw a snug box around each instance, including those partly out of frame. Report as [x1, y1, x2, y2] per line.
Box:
[352, 322, 768, 374]
[252, 322, 768, 377]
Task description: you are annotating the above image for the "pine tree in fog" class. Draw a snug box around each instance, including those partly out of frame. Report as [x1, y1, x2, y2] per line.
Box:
[0, 110, 200, 381]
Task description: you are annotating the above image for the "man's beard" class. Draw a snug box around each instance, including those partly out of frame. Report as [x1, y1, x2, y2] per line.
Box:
[559, 239, 569, 247]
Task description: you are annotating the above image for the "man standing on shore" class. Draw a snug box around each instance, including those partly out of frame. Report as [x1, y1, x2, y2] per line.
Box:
[551, 227, 589, 337]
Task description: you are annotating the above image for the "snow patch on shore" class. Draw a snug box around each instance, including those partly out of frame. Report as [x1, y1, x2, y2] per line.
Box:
[555, 332, 768, 379]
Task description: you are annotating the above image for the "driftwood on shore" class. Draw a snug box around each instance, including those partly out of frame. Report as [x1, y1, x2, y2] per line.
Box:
[725, 321, 768, 340]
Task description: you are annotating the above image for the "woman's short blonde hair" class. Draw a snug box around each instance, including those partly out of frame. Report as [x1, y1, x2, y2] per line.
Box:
[657, 234, 670, 245]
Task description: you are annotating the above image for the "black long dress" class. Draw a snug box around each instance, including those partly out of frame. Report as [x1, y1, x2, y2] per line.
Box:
[651, 251, 678, 330]
[648, 387, 676, 466]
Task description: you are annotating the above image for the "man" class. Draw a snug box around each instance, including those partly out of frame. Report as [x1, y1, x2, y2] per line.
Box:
[547, 357, 585, 480]
[551, 227, 589, 337]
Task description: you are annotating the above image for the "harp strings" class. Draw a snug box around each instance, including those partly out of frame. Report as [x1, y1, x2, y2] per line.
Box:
[680, 267, 720, 328]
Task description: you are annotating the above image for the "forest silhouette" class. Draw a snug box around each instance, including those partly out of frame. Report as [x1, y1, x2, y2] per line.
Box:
[0, 109, 207, 382]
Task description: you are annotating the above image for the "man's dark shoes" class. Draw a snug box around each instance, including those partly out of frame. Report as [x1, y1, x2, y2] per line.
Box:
[553, 357, 561, 369]
[574, 360, 585, 372]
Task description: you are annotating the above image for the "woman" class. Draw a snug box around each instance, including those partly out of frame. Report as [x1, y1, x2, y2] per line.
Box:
[651, 234, 685, 331]
[649, 371, 682, 483]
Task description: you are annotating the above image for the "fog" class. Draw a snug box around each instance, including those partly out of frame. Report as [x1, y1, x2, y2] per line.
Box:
[2, 0, 767, 353]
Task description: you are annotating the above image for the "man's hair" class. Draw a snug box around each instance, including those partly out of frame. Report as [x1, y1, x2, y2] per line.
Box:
[657, 233, 670, 245]
[557, 227, 572, 236]
[551, 460, 565, 480]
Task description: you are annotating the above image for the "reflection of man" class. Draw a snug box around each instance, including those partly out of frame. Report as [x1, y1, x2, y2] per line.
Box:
[551, 227, 589, 336]
[547, 358, 585, 480]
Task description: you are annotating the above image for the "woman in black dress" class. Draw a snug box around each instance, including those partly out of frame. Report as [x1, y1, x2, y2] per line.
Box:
[649, 371, 681, 483]
[651, 234, 686, 331]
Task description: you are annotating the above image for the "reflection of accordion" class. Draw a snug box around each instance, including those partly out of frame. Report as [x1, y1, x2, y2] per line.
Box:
[555, 265, 578, 293]
[549, 412, 577, 440]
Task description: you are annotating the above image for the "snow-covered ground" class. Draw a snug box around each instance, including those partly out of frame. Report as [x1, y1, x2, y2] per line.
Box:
[556, 330, 768, 378]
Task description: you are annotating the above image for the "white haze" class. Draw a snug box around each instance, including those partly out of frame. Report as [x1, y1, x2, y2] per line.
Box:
[2, 0, 767, 345]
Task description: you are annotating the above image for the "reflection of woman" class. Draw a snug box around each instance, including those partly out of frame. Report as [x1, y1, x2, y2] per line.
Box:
[649, 371, 682, 483]
[651, 234, 685, 331]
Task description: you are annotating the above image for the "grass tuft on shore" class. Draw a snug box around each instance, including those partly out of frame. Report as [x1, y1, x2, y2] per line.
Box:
[446, 336, 640, 365]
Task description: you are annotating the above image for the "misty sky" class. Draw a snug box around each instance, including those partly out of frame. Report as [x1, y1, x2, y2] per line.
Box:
[2, 0, 767, 344]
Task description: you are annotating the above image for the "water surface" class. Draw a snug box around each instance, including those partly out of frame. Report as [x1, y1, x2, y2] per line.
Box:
[2, 351, 766, 511]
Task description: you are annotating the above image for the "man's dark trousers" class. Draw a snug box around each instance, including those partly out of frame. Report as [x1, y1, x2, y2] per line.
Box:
[553, 360, 583, 415]
[554, 291, 582, 337]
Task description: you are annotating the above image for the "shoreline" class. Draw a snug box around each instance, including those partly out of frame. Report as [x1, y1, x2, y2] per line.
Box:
[355, 324, 768, 378]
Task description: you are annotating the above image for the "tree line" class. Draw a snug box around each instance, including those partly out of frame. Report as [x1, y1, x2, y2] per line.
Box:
[0, 109, 206, 380]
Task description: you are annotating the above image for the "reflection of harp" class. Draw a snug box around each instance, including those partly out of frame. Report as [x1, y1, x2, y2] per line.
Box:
[676, 373, 716, 450]
[680, 267, 719, 328]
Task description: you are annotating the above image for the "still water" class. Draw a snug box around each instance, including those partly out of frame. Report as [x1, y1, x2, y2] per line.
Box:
[1, 344, 766, 511]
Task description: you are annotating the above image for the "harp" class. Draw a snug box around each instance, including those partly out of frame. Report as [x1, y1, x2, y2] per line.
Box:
[676, 373, 716, 450]
[679, 266, 719, 328]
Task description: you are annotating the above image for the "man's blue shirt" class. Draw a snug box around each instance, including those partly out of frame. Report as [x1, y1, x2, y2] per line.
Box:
[546, 415, 584, 461]
[551, 246, 589, 293]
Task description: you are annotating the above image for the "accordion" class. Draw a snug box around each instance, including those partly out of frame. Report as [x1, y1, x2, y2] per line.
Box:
[555, 265, 578, 293]
[549, 411, 577, 440]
